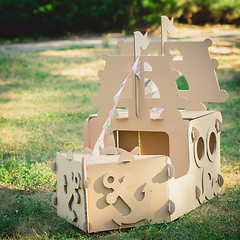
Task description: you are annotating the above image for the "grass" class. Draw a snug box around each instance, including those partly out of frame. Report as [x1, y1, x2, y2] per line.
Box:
[0, 32, 239, 239]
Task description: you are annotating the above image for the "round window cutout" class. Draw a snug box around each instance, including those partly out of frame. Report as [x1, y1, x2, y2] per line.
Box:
[209, 132, 216, 155]
[197, 137, 204, 160]
[107, 176, 114, 183]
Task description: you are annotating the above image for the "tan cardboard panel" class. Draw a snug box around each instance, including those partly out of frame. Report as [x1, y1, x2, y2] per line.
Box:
[86, 114, 190, 178]
[55, 153, 87, 231]
[134, 31, 150, 117]
[61, 153, 165, 164]
[161, 16, 175, 55]
[115, 109, 216, 120]
[118, 130, 139, 152]
[87, 155, 172, 232]
[169, 111, 222, 220]
[54, 16, 227, 233]
[165, 40, 228, 110]
[54, 153, 173, 232]
[140, 131, 169, 156]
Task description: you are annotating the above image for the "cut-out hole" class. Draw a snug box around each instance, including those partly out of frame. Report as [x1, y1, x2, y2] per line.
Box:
[144, 78, 159, 96]
[64, 175, 68, 194]
[75, 177, 78, 184]
[64, 185, 67, 194]
[107, 176, 114, 183]
[176, 75, 189, 90]
[197, 137, 204, 160]
[209, 132, 216, 155]
[146, 48, 159, 56]
[114, 131, 169, 156]
[145, 78, 151, 87]
[119, 177, 123, 183]
[144, 62, 152, 71]
[68, 195, 74, 211]
[169, 48, 183, 60]
[208, 173, 211, 180]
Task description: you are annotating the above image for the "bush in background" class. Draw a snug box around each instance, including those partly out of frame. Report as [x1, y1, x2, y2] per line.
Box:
[0, 0, 239, 38]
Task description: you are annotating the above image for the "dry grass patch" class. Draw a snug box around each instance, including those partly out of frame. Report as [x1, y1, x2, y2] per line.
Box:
[0, 29, 239, 238]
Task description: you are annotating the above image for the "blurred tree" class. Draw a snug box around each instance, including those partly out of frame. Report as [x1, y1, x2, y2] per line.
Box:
[180, 0, 240, 25]
[0, 0, 239, 38]
[209, 0, 240, 24]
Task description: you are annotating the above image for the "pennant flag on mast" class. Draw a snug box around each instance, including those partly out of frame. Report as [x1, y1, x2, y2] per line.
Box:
[91, 129, 105, 160]
[88, 56, 141, 162]
[133, 57, 141, 79]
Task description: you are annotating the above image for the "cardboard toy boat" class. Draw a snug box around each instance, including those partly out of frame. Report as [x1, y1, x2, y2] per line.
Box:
[51, 16, 227, 233]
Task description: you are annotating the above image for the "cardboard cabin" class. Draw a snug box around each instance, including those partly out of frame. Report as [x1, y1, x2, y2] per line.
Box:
[51, 16, 228, 233]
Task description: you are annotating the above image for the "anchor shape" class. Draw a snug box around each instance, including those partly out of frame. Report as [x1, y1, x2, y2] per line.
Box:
[103, 171, 152, 226]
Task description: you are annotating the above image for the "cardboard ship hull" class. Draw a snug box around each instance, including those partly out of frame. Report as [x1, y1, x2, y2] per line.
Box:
[52, 111, 224, 233]
[51, 17, 227, 232]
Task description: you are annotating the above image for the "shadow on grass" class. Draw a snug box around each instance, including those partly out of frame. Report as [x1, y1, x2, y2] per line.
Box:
[0, 187, 239, 239]
[0, 188, 90, 239]
[0, 45, 239, 239]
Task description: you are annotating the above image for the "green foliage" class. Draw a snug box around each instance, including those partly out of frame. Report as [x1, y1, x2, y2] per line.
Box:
[0, 189, 90, 238]
[0, 157, 56, 191]
[0, 41, 239, 238]
[0, 0, 240, 38]
[180, 0, 240, 24]
[210, 0, 240, 24]
[176, 75, 189, 90]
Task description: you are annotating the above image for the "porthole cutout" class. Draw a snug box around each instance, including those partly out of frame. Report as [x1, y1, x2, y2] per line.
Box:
[107, 176, 114, 184]
[207, 129, 217, 162]
[197, 137, 204, 161]
[209, 132, 216, 155]
[194, 136, 205, 168]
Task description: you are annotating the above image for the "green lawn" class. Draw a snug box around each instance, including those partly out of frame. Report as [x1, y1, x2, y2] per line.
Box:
[0, 39, 239, 239]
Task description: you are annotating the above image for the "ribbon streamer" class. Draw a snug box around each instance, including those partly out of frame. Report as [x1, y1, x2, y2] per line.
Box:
[87, 56, 140, 163]
[133, 57, 141, 79]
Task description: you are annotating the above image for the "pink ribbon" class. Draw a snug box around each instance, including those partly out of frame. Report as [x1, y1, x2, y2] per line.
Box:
[87, 56, 140, 164]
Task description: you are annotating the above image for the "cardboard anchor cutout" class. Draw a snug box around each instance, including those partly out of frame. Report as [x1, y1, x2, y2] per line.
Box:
[103, 170, 152, 226]
[52, 16, 228, 233]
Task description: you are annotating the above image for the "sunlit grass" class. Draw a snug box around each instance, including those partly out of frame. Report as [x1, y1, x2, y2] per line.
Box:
[0, 35, 239, 239]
